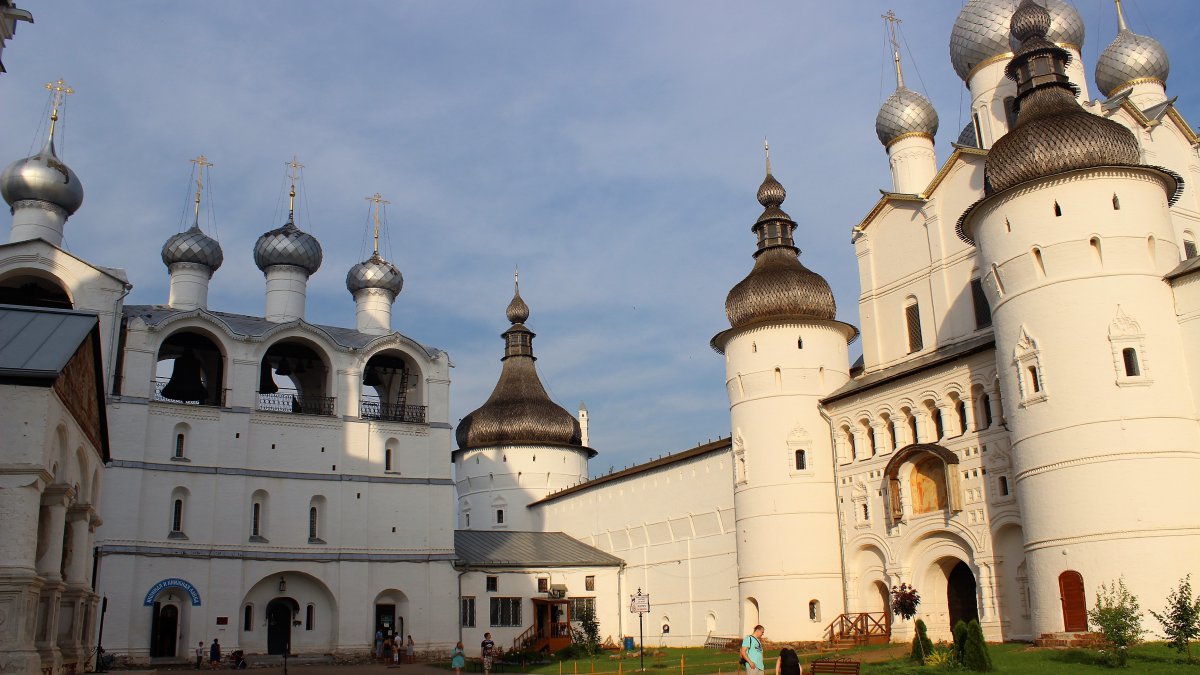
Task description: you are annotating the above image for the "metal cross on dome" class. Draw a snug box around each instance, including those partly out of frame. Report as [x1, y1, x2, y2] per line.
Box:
[189, 154, 214, 218]
[365, 192, 390, 255]
[44, 78, 74, 138]
[286, 155, 305, 215]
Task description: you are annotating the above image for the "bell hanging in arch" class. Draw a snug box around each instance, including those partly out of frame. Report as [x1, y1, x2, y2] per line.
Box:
[259, 360, 279, 395]
[161, 351, 208, 403]
[362, 367, 382, 388]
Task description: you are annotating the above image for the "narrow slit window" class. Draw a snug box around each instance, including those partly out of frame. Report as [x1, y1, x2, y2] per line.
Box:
[174, 434, 185, 459]
[794, 449, 806, 471]
[979, 394, 993, 429]
[797, 336, 803, 349]
[251, 502, 261, 537]
[1122, 348, 1140, 377]
[244, 605, 253, 631]
[970, 278, 992, 329]
[306, 604, 315, 631]
[956, 399, 968, 435]
[999, 476, 1010, 497]
[496, 509, 505, 525]
[905, 302, 923, 353]
[1112, 194, 1121, 210]
[309, 506, 318, 540]
[1032, 247, 1046, 278]
[1028, 366, 1041, 393]
[172, 499, 183, 532]
[861, 502, 869, 521]
[385, 448, 392, 471]
[1053, 201, 1062, 217]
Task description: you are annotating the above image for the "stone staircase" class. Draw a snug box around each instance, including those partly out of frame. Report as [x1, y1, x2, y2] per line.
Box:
[1034, 632, 1104, 648]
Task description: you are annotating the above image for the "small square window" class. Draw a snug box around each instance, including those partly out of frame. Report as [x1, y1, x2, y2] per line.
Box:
[486, 576, 498, 592]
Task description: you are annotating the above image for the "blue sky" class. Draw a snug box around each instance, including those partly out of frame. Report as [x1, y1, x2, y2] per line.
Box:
[2, 1, 1197, 474]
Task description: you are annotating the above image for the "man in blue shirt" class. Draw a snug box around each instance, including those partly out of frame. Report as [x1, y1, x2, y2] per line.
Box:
[740, 625, 764, 675]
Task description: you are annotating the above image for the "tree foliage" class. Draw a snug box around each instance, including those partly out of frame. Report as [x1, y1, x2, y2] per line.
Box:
[1149, 575, 1200, 663]
[909, 618, 934, 663]
[961, 619, 993, 672]
[1088, 578, 1144, 667]
[952, 620, 969, 663]
[891, 583, 921, 621]
[570, 604, 601, 656]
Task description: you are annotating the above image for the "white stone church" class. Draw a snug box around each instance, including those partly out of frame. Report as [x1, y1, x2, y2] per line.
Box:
[1, 1, 1199, 672]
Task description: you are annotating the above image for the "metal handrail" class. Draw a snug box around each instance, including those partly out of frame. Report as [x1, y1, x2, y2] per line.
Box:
[360, 396, 427, 423]
[257, 390, 336, 416]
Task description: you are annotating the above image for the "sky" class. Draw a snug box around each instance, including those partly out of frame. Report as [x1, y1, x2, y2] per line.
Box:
[2, 1, 1198, 476]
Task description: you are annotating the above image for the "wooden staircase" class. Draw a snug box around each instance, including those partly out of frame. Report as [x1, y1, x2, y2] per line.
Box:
[513, 621, 572, 654]
[823, 612, 891, 648]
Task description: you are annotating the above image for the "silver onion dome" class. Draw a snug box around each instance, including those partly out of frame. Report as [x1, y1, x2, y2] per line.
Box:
[950, 0, 1085, 82]
[346, 253, 403, 296]
[253, 218, 323, 275]
[162, 223, 224, 271]
[0, 138, 84, 215]
[876, 87, 939, 147]
[1095, 27, 1169, 98]
[956, 119, 980, 148]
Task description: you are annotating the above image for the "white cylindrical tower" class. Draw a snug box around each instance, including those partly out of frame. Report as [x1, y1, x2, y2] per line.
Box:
[950, 0, 1087, 148]
[960, 1, 1200, 638]
[712, 152, 857, 640]
[1, 109, 84, 247]
[162, 159, 223, 310]
[347, 254, 403, 334]
[453, 278, 595, 531]
[1095, 0, 1170, 108]
[876, 20, 938, 195]
[254, 216, 322, 323]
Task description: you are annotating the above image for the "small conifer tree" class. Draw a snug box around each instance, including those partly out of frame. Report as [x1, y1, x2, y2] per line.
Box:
[961, 619, 992, 672]
[909, 619, 934, 663]
[953, 620, 969, 663]
[1149, 575, 1200, 663]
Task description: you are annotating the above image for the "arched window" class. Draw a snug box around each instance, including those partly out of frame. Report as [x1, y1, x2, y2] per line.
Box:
[244, 605, 253, 631]
[905, 301, 923, 353]
[385, 448, 393, 471]
[496, 509, 505, 525]
[1032, 247, 1046, 278]
[169, 487, 189, 538]
[794, 450, 806, 471]
[972, 111, 984, 147]
[1122, 348, 1140, 377]
[808, 600, 821, 622]
[1053, 201, 1062, 217]
[306, 604, 316, 631]
[955, 399, 968, 435]
[1090, 237, 1103, 268]
[1112, 194, 1121, 210]
[172, 499, 183, 533]
[309, 507, 318, 540]
[174, 434, 185, 459]
[251, 502, 262, 537]
[797, 336, 803, 349]
[978, 394, 992, 429]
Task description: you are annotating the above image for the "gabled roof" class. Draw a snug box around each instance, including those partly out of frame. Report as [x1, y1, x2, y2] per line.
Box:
[853, 147, 987, 238]
[1102, 94, 1199, 145]
[454, 530, 623, 568]
[124, 305, 444, 358]
[0, 237, 130, 286]
[1166, 256, 1200, 281]
[822, 333, 995, 405]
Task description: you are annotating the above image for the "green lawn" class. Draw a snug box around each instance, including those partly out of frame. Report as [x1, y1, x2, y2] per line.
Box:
[489, 643, 1200, 675]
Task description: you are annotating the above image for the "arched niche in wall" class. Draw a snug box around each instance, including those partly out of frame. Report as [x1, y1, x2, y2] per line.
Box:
[882, 443, 962, 525]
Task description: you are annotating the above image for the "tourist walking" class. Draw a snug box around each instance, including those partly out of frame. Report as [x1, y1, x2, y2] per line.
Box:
[209, 639, 222, 669]
[406, 635, 415, 662]
[451, 641, 466, 675]
[740, 626, 764, 675]
[481, 632, 495, 675]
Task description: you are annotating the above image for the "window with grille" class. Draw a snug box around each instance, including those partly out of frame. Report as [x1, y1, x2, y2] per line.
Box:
[172, 499, 183, 532]
[970, 278, 992, 329]
[175, 434, 185, 458]
[905, 302, 923, 353]
[251, 502, 261, 537]
[795, 450, 806, 471]
[1186, 240, 1198, 259]
[496, 509, 505, 525]
[569, 597, 596, 621]
[490, 597, 522, 627]
[309, 507, 319, 540]
[461, 597, 476, 627]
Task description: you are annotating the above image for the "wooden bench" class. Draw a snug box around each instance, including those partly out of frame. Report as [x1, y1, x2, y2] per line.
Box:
[809, 657, 860, 675]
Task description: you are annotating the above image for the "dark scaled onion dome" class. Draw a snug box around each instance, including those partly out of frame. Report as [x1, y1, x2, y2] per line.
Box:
[0, 137, 84, 216]
[162, 222, 224, 271]
[346, 253, 403, 296]
[875, 87, 939, 147]
[724, 171, 836, 329]
[455, 284, 586, 451]
[253, 217, 323, 275]
[1094, 10, 1169, 98]
[984, 0, 1141, 195]
[950, 0, 1084, 82]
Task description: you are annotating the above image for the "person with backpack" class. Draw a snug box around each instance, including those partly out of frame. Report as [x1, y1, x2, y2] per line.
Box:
[740, 625, 764, 675]
[775, 647, 802, 675]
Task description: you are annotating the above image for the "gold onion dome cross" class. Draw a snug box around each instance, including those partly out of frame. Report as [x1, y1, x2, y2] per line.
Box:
[45, 78, 74, 138]
[286, 155, 304, 215]
[365, 192, 390, 256]
[189, 154, 213, 219]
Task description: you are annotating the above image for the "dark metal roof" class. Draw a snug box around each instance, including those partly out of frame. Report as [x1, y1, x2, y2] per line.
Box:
[531, 437, 732, 506]
[0, 303, 99, 381]
[454, 530, 623, 568]
[123, 305, 443, 357]
[822, 333, 995, 405]
[1167, 256, 1200, 281]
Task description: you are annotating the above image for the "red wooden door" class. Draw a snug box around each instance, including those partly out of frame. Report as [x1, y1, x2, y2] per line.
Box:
[1059, 571, 1087, 632]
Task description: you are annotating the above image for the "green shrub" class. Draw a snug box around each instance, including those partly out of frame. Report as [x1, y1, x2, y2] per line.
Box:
[1149, 575, 1200, 663]
[952, 620, 968, 663]
[960, 620, 992, 672]
[1088, 578, 1144, 667]
[910, 618, 934, 663]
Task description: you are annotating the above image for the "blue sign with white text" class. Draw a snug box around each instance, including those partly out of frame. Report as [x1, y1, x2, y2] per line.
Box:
[143, 578, 202, 606]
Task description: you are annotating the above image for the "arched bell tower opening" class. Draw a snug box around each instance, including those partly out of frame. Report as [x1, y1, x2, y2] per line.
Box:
[258, 339, 333, 416]
[360, 350, 424, 423]
[0, 271, 72, 309]
[154, 330, 226, 406]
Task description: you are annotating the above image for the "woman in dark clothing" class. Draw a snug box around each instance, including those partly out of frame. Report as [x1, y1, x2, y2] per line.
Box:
[775, 648, 802, 675]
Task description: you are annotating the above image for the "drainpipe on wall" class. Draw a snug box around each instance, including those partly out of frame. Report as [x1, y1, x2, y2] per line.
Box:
[821, 405, 851, 616]
[456, 565, 468, 644]
[616, 562, 626, 644]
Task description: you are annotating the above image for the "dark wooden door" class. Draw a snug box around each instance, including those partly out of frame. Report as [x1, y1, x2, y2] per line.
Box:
[1059, 571, 1087, 632]
[150, 603, 178, 657]
[267, 600, 292, 655]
